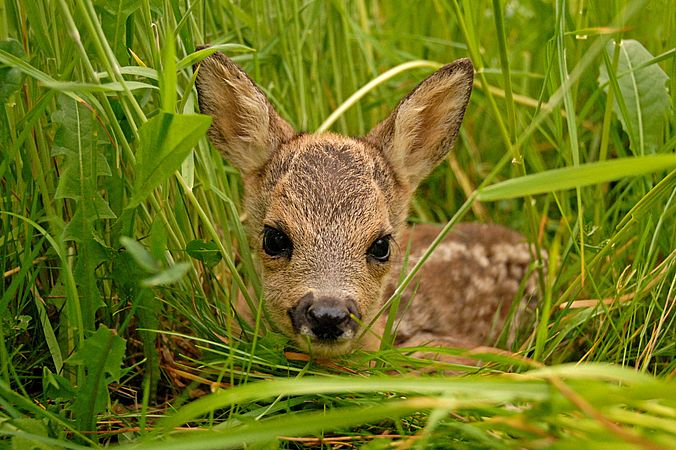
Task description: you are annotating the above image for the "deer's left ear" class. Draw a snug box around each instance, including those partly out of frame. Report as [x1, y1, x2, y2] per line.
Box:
[365, 59, 474, 189]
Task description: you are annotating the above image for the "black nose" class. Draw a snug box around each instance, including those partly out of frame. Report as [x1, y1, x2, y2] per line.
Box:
[289, 294, 360, 342]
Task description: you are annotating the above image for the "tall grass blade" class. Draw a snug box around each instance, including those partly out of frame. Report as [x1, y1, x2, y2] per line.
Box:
[477, 155, 676, 201]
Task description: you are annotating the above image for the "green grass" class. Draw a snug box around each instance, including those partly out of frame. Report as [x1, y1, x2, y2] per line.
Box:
[1, 0, 674, 448]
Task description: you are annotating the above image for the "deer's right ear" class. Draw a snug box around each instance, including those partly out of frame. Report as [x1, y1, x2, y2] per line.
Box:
[194, 51, 294, 174]
[365, 59, 474, 190]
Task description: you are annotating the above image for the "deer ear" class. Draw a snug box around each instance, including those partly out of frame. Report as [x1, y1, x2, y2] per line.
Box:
[365, 59, 474, 189]
[194, 51, 294, 174]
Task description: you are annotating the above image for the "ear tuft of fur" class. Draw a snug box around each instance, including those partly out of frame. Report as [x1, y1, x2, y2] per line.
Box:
[194, 50, 294, 174]
[365, 58, 474, 189]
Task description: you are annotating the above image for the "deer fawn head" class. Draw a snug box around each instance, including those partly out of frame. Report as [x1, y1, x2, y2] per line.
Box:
[195, 52, 473, 356]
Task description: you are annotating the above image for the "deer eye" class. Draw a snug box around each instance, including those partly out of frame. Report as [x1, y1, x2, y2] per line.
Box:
[262, 226, 292, 257]
[367, 235, 391, 262]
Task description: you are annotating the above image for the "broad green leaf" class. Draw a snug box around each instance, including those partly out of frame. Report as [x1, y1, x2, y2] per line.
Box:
[67, 325, 126, 431]
[477, 155, 676, 201]
[52, 97, 114, 216]
[52, 96, 114, 330]
[186, 239, 222, 268]
[141, 262, 191, 287]
[119, 236, 160, 273]
[71, 328, 125, 379]
[119, 235, 190, 286]
[42, 367, 76, 403]
[128, 112, 211, 208]
[598, 39, 670, 155]
[9, 418, 57, 450]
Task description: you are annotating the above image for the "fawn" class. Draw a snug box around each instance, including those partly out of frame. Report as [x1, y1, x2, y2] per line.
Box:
[195, 51, 538, 358]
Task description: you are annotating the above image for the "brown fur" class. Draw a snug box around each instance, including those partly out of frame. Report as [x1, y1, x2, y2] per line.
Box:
[195, 51, 537, 357]
[387, 223, 538, 349]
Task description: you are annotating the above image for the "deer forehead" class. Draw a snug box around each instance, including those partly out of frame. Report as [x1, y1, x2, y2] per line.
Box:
[258, 134, 401, 242]
[262, 133, 398, 191]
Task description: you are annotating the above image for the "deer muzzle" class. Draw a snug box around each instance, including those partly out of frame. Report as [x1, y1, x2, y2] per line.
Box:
[288, 293, 360, 342]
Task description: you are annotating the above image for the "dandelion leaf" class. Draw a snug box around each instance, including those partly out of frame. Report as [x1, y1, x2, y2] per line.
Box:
[599, 39, 670, 155]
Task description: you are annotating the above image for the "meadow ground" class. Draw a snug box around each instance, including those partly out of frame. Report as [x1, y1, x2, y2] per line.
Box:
[0, 0, 675, 448]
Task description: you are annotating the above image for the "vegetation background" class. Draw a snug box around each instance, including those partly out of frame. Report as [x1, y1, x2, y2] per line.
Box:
[0, 0, 674, 448]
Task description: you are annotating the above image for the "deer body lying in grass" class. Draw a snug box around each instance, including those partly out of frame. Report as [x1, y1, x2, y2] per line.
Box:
[195, 51, 538, 358]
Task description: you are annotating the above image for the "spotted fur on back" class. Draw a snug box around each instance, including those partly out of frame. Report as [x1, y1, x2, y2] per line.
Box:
[386, 223, 539, 348]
